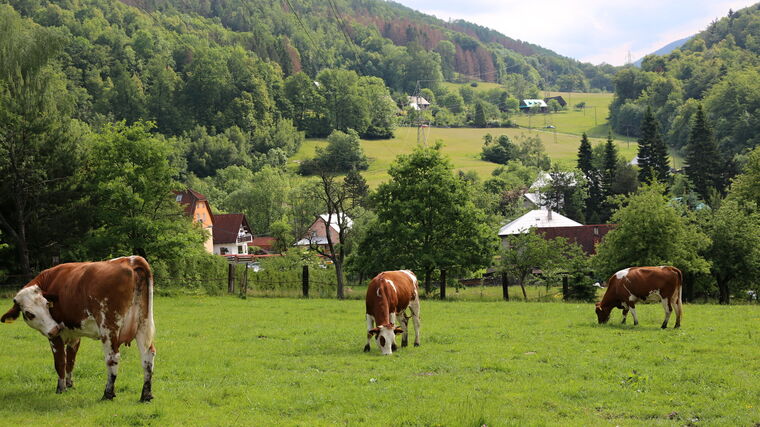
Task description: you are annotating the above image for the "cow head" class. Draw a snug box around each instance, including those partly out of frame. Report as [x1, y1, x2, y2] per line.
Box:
[595, 302, 611, 324]
[2, 285, 61, 338]
[368, 324, 403, 355]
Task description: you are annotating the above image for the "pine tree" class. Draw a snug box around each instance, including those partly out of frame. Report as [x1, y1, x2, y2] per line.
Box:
[473, 102, 487, 128]
[684, 104, 723, 200]
[637, 107, 670, 184]
[601, 131, 618, 221]
[577, 133, 600, 223]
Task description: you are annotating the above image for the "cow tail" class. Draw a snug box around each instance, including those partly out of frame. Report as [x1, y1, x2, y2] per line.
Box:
[132, 257, 155, 341]
[672, 267, 683, 304]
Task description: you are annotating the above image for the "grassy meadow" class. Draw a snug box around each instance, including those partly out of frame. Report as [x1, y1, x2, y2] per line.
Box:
[291, 126, 638, 187]
[1, 296, 758, 426]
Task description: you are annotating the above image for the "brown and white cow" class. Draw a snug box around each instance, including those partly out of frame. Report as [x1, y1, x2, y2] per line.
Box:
[595, 266, 683, 329]
[364, 270, 421, 355]
[1, 256, 156, 401]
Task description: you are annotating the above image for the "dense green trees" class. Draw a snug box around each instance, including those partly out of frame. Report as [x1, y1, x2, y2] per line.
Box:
[684, 105, 725, 200]
[637, 107, 670, 184]
[354, 144, 497, 294]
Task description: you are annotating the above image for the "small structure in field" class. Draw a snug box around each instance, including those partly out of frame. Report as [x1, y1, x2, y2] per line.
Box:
[543, 96, 567, 107]
[407, 96, 430, 110]
[519, 99, 548, 113]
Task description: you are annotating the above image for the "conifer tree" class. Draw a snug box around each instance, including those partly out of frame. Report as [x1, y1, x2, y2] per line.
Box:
[473, 102, 487, 128]
[601, 131, 619, 221]
[637, 107, 670, 184]
[577, 133, 600, 223]
[685, 104, 724, 200]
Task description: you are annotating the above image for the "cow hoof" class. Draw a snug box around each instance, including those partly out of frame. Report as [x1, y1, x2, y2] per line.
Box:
[401, 340, 408, 347]
[414, 342, 420, 347]
[139, 394, 154, 403]
[661, 324, 668, 329]
[56, 387, 65, 394]
[101, 391, 115, 401]
[675, 324, 681, 329]
[363, 344, 370, 353]
[66, 380, 73, 388]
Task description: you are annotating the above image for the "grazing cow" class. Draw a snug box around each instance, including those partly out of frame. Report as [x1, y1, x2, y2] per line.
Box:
[364, 270, 421, 355]
[1, 256, 156, 401]
[595, 266, 683, 329]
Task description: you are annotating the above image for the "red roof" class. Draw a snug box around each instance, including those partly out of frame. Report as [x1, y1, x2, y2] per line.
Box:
[536, 224, 616, 255]
[174, 189, 213, 222]
[248, 236, 276, 250]
[213, 214, 251, 244]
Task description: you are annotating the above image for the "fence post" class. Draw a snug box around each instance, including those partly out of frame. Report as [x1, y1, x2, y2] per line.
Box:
[302, 265, 309, 298]
[440, 269, 446, 300]
[240, 265, 248, 299]
[562, 275, 569, 301]
[501, 272, 509, 301]
[228, 263, 235, 294]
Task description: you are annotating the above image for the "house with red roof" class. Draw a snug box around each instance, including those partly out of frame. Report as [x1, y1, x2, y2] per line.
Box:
[213, 214, 253, 256]
[174, 189, 214, 253]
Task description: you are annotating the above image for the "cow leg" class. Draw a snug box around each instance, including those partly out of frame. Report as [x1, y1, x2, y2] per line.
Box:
[629, 305, 639, 326]
[65, 339, 81, 388]
[101, 337, 121, 400]
[409, 297, 421, 347]
[136, 324, 156, 402]
[673, 293, 683, 329]
[661, 296, 672, 329]
[389, 312, 398, 351]
[621, 303, 629, 324]
[364, 314, 374, 352]
[400, 311, 410, 347]
[49, 336, 67, 394]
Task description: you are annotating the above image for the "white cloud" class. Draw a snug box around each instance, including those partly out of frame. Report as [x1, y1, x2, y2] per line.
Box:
[396, 0, 758, 65]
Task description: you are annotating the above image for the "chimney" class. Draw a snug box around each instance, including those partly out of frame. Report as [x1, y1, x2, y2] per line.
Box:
[547, 207, 552, 221]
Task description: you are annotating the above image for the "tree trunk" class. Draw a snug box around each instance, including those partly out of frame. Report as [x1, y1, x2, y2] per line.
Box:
[501, 272, 509, 301]
[439, 269, 446, 300]
[17, 220, 31, 276]
[335, 261, 345, 300]
[717, 279, 730, 305]
[519, 272, 528, 300]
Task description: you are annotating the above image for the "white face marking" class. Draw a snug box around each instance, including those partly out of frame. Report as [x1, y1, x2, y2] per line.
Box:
[13, 286, 60, 338]
[376, 325, 396, 355]
[615, 268, 630, 280]
[385, 279, 397, 294]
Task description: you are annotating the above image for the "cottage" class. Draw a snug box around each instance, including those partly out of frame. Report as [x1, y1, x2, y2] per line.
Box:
[536, 224, 615, 255]
[213, 214, 253, 256]
[519, 99, 548, 112]
[498, 208, 582, 241]
[407, 95, 430, 110]
[174, 189, 214, 253]
[294, 213, 353, 252]
[543, 96, 567, 108]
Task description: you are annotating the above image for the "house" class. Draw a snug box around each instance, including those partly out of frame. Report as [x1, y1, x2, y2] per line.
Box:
[498, 208, 582, 244]
[536, 224, 615, 255]
[174, 189, 214, 253]
[519, 99, 548, 112]
[294, 213, 353, 251]
[248, 236, 278, 254]
[213, 214, 253, 256]
[543, 96, 567, 108]
[408, 95, 430, 110]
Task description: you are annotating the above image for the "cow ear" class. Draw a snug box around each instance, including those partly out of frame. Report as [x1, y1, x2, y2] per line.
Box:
[1, 303, 21, 323]
[393, 327, 404, 335]
[368, 327, 380, 337]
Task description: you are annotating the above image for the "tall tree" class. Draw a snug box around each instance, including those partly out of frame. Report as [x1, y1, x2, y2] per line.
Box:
[684, 104, 724, 200]
[0, 8, 83, 275]
[577, 133, 601, 222]
[473, 102, 487, 128]
[637, 107, 670, 184]
[600, 131, 619, 221]
[355, 144, 496, 294]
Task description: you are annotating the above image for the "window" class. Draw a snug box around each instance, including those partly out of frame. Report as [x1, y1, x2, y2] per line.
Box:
[220, 247, 229, 255]
[238, 245, 244, 254]
[175, 194, 183, 202]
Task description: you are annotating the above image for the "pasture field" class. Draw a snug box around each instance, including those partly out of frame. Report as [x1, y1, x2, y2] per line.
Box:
[1, 296, 758, 426]
[291, 127, 638, 187]
[510, 91, 616, 139]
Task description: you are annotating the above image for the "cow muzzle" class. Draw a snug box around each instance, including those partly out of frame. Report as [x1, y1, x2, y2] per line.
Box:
[47, 324, 61, 338]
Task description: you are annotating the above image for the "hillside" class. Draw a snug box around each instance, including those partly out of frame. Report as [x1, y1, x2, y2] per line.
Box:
[609, 3, 760, 156]
[632, 35, 693, 67]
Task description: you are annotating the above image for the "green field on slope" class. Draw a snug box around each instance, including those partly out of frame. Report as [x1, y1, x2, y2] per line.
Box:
[1, 296, 757, 426]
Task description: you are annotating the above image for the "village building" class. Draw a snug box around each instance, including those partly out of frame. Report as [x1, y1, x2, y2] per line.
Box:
[407, 95, 430, 110]
[519, 99, 548, 112]
[248, 236, 278, 255]
[294, 213, 353, 252]
[543, 95, 567, 107]
[213, 213, 253, 257]
[174, 189, 214, 253]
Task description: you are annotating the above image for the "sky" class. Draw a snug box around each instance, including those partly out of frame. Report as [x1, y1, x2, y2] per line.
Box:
[395, 0, 758, 65]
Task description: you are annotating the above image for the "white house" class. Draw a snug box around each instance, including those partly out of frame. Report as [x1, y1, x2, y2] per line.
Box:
[294, 213, 353, 251]
[407, 95, 430, 111]
[213, 213, 253, 256]
[498, 208, 582, 239]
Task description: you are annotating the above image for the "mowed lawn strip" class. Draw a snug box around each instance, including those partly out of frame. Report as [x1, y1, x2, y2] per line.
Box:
[291, 127, 638, 187]
[0, 296, 758, 426]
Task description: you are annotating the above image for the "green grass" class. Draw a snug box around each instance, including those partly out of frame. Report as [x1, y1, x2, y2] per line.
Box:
[291, 126, 638, 187]
[511, 91, 616, 138]
[1, 296, 758, 425]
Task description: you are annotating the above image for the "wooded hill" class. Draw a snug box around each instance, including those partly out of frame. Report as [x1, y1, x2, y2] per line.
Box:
[609, 3, 760, 157]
